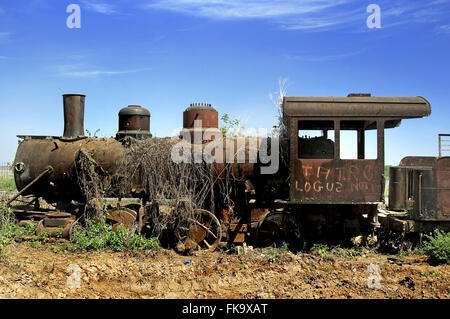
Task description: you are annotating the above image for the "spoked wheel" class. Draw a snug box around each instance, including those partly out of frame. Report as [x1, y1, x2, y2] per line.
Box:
[174, 209, 222, 253]
[256, 211, 304, 252]
[105, 207, 138, 232]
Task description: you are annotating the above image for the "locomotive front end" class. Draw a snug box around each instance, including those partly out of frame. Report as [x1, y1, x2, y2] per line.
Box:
[13, 94, 125, 203]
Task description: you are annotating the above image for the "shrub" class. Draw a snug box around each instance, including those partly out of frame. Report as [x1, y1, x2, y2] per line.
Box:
[418, 229, 450, 264]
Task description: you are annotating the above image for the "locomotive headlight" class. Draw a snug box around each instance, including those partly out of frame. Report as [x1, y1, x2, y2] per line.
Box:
[15, 162, 25, 174]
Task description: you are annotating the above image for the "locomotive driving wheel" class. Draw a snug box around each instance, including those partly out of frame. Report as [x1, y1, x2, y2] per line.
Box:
[174, 209, 222, 253]
[256, 211, 304, 252]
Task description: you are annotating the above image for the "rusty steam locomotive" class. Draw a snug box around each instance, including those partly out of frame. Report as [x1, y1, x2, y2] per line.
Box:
[9, 93, 450, 252]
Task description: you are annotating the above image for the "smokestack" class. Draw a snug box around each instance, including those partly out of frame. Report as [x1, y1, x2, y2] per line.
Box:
[62, 94, 85, 138]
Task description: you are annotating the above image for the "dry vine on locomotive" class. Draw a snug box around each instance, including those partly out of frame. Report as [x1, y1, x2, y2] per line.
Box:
[8, 93, 450, 253]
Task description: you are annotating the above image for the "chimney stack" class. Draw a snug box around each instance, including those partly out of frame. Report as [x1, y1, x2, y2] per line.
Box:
[62, 94, 85, 138]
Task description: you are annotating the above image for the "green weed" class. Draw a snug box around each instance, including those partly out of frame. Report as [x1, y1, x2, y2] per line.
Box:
[310, 243, 329, 256]
[417, 229, 450, 264]
[70, 218, 159, 252]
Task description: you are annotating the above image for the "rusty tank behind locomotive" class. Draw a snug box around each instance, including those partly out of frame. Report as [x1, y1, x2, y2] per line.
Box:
[10, 93, 450, 250]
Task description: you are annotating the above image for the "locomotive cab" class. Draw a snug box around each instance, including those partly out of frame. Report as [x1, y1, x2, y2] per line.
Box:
[283, 94, 431, 205]
[278, 94, 431, 241]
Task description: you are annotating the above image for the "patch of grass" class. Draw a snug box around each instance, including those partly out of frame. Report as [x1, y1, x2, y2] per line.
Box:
[417, 229, 450, 264]
[310, 243, 329, 256]
[268, 242, 290, 264]
[384, 165, 390, 181]
[70, 218, 159, 252]
[28, 239, 38, 248]
[0, 200, 37, 254]
[0, 177, 16, 192]
[329, 245, 368, 259]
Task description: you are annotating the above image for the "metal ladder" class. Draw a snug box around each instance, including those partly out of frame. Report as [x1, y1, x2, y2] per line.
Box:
[439, 134, 450, 157]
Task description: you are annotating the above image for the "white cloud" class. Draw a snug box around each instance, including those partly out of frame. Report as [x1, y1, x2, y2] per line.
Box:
[438, 24, 450, 33]
[283, 50, 363, 62]
[55, 64, 151, 78]
[279, 7, 363, 31]
[0, 32, 10, 43]
[60, 70, 131, 77]
[143, 0, 352, 20]
[140, 0, 450, 31]
[80, 0, 117, 15]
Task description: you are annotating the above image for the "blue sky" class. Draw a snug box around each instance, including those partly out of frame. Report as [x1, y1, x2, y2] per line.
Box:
[0, 0, 449, 164]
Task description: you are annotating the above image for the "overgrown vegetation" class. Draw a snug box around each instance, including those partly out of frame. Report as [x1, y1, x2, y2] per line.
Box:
[90, 137, 241, 240]
[0, 177, 16, 192]
[1, 198, 159, 254]
[269, 77, 290, 170]
[70, 218, 159, 252]
[0, 200, 35, 254]
[219, 113, 244, 137]
[418, 229, 450, 264]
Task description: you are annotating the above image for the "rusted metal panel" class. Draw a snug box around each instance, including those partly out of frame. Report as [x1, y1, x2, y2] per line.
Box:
[290, 159, 383, 203]
[283, 96, 431, 119]
[413, 167, 437, 220]
[388, 166, 407, 211]
[400, 156, 437, 167]
[13, 137, 125, 202]
[211, 137, 262, 179]
[231, 232, 246, 243]
[391, 159, 436, 220]
[182, 104, 220, 144]
[250, 208, 269, 222]
[393, 156, 450, 222]
[396, 157, 438, 221]
[183, 103, 218, 129]
[228, 223, 248, 233]
[437, 157, 450, 219]
[288, 117, 384, 204]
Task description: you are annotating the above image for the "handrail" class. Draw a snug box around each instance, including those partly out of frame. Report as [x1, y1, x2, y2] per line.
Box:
[7, 166, 53, 206]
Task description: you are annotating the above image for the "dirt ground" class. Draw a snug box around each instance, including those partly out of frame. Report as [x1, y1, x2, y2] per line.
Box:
[0, 241, 448, 299]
